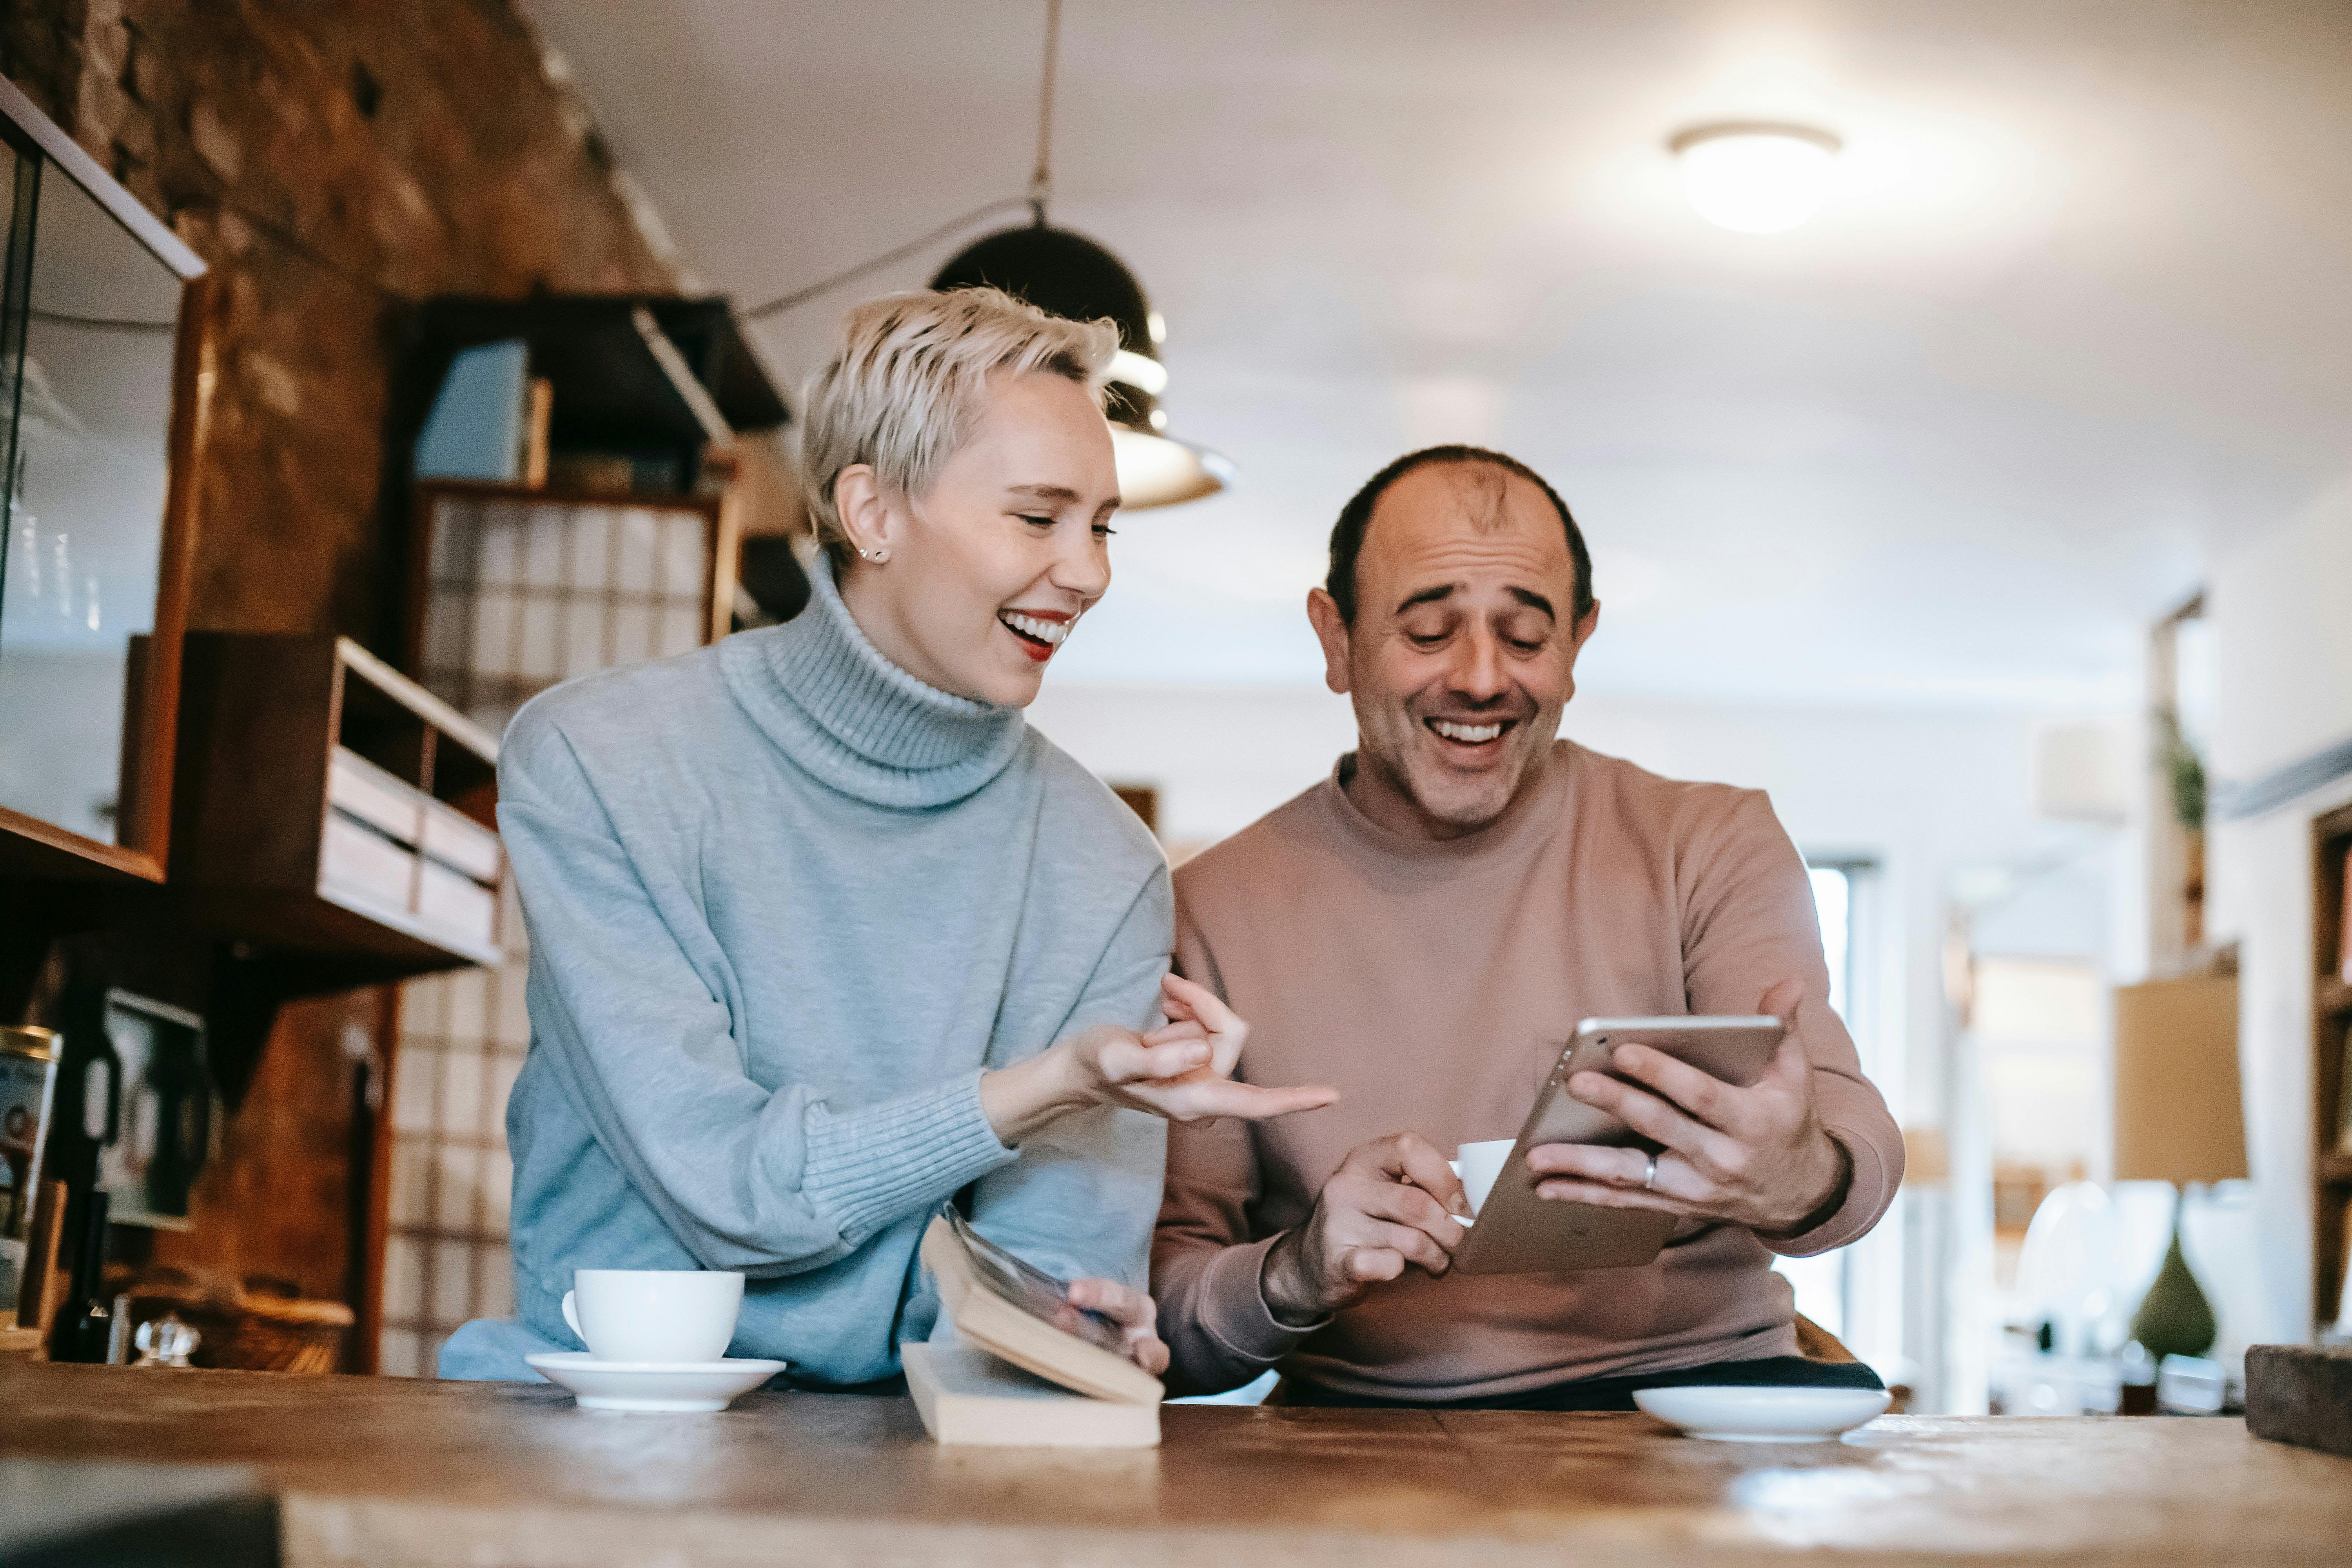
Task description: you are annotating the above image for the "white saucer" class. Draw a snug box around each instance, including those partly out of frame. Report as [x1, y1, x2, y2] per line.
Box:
[525, 1352, 787, 1412]
[1633, 1385, 1891, 1442]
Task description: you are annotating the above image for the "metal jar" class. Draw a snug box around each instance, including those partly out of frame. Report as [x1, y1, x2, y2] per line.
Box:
[0, 1025, 61, 1319]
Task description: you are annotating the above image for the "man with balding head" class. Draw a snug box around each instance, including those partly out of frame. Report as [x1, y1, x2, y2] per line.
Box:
[1151, 446, 1902, 1409]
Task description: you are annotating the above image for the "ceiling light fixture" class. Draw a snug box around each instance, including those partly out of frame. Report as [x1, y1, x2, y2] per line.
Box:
[743, 0, 1228, 510]
[1669, 122, 1842, 235]
[929, 224, 1229, 510]
[928, 0, 1225, 508]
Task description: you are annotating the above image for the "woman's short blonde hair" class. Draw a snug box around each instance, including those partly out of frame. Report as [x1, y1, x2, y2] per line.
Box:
[799, 287, 1118, 568]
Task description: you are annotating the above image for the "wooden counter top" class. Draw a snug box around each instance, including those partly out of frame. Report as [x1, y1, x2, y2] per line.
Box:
[3, 1361, 2348, 1566]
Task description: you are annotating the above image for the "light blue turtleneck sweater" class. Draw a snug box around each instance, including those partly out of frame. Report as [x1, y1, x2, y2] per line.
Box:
[439, 557, 1171, 1386]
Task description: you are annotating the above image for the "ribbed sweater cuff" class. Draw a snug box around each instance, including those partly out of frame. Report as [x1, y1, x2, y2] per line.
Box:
[802, 1073, 1016, 1243]
[1195, 1233, 1329, 1367]
[1762, 1127, 1887, 1258]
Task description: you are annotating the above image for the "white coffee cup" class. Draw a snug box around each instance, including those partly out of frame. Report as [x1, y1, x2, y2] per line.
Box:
[561, 1269, 744, 1364]
[1451, 1139, 1517, 1218]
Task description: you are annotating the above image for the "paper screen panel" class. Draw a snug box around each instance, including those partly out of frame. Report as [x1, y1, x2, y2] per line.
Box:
[386, 488, 721, 1374]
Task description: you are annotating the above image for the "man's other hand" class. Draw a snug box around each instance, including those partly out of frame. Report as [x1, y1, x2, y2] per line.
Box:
[1522, 978, 1849, 1237]
[1260, 1132, 1470, 1325]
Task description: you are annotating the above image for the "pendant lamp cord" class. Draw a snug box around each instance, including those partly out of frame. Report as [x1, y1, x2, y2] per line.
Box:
[741, 0, 1065, 322]
[1028, 0, 1062, 224]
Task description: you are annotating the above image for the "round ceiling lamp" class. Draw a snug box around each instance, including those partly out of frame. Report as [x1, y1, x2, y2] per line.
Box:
[932, 224, 1230, 509]
[1669, 122, 1842, 235]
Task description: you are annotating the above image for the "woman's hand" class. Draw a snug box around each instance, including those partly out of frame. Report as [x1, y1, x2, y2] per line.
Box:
[980, 974, 1338, 1145]
[1065, 1276, 1170, 1375]
[1089, 975, 1339, 1124]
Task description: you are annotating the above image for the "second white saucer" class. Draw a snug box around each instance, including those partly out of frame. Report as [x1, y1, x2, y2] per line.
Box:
[1633, 1385, 1891, 1441]
[525, 1352, 787, 1412]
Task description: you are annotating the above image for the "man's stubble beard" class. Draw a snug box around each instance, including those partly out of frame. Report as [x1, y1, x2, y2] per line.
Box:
[1356, 695, 1564, 836]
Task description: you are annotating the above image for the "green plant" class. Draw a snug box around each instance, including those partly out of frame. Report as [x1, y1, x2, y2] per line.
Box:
[2154, 707, 2206, 830]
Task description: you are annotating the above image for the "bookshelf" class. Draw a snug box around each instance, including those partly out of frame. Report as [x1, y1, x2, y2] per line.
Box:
[2312, 801, 2352, 1331]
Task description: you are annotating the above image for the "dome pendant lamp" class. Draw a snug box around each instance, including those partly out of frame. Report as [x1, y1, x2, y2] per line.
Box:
[739, 0, 1229, 508]
[930, 224, 1229, 509]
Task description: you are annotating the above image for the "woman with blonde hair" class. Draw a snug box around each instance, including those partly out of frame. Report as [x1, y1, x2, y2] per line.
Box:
[440, 288, 1331, 1385]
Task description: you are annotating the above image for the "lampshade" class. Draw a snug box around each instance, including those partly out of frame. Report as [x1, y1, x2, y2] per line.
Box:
[930, 224, 1229, 508]
[2111, 976, 2247, 1185]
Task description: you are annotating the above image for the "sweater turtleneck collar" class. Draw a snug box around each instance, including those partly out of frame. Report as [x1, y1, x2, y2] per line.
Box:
[719, 552, 1026, 809]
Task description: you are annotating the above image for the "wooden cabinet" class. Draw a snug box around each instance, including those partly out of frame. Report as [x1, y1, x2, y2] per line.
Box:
[0, 77, 216, 885]
[168, 633, 504, 989]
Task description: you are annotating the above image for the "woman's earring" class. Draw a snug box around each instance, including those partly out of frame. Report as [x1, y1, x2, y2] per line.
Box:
[858, 545, 889, 564]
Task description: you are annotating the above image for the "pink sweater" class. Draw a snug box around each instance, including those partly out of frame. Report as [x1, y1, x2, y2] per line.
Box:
[1152, 741, 1901, 1401]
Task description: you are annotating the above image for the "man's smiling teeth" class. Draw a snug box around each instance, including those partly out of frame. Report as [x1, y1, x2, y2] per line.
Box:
[999, 611, 1071, 646]
[1431, 720, 1504, 744]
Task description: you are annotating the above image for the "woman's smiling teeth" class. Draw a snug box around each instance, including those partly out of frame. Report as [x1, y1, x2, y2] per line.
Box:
[999, 610, 1071, 648]
[1430, 719, 1506, 744]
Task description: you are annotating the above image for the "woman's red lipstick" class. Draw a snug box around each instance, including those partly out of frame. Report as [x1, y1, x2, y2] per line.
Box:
[998, 608, 1073, 663]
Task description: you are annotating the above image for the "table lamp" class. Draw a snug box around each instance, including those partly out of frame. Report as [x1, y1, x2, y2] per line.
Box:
[2111, 976, 2246, 1359]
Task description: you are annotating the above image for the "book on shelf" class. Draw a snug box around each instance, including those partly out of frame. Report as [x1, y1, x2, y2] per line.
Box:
[2337, 1203, 2352, 1341]
[2337, 1023, 2352, 1154]
[915, 1207, 1162, 1447]
[2341, 843, 2352, 984]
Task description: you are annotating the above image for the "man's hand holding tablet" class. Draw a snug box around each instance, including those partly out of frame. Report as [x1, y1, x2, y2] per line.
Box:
[1524, 978, 1853, 1238]
[1254, 980, 1849, 1323]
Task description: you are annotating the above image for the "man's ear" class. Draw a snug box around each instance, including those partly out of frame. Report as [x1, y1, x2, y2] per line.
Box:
[1554, 599, 1603, 713]
[1306, 587, 1352, 695]
[1570, 598, 1601, 653]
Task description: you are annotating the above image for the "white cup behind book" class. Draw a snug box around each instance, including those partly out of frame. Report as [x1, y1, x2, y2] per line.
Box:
[561, 1269, 744, 1363]
[1450, 1139, 1517, 1219]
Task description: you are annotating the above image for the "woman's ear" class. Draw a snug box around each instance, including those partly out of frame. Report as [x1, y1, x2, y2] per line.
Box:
[833, 464, 893, 562]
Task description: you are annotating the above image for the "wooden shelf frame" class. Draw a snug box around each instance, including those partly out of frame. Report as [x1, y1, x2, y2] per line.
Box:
[2312, 800, 2352, 1328]
[2319, 976, 2352, 1021]
[168, 633, 506, 991]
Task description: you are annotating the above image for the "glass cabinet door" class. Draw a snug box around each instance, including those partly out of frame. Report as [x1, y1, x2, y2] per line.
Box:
[0, 123, 187, 851]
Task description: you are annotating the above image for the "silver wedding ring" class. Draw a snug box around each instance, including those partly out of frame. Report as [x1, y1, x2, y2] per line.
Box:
[1642, 1152, 1658, 1191]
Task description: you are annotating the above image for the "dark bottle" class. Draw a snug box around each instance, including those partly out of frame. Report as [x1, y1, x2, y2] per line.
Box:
[55, 1189, 118, 1364]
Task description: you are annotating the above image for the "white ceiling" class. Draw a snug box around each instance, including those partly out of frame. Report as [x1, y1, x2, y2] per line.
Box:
[523, 0, 2352, 708]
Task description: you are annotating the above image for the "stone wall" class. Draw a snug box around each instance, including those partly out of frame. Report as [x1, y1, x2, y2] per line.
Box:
[2, 0, 684, 1354]
[1, 0, 681, 641]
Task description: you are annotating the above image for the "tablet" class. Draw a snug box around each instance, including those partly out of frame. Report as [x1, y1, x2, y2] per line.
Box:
[921, 1207, 1163, 1405]
[1451, 1015, 1786, 1276]
[937, 1205, 1125, 1357]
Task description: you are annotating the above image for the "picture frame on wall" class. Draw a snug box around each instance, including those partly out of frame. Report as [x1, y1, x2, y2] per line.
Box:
[91, 991, 215, 1229]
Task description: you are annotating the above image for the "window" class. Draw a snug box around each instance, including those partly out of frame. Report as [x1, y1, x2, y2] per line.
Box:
[1773, 862, 1867, 1342]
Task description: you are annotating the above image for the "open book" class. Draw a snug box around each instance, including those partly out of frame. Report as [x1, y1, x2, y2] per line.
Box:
[913, 1208, 1162, 1445]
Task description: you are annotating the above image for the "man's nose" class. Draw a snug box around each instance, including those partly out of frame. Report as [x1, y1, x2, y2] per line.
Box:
[1446, 625, 1512, 703]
